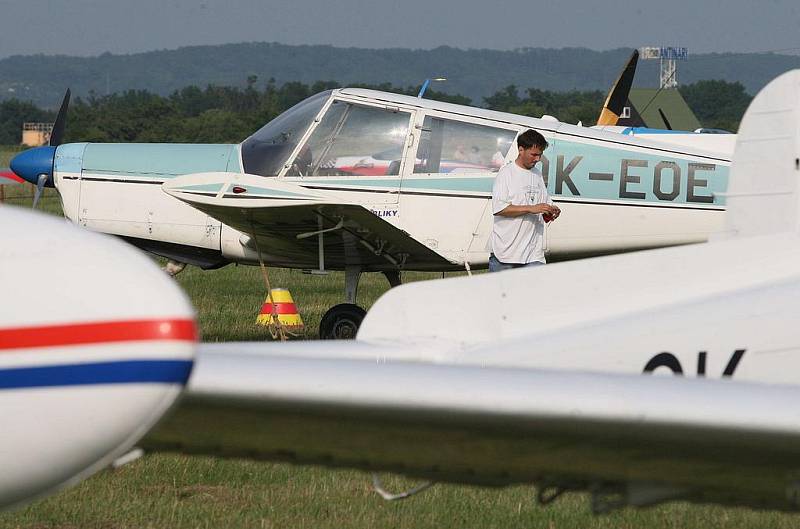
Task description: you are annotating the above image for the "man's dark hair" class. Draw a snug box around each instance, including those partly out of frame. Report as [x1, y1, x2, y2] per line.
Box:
[517, 129, 549, 150]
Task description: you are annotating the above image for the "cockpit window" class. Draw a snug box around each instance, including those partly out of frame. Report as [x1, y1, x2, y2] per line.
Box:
[241, 91, 330, 177]
[414, 116, 517, 174]
[286, 100, 411, 177]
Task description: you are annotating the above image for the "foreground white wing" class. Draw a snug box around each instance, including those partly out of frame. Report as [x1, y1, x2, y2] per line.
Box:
[145, 345, 800, 512]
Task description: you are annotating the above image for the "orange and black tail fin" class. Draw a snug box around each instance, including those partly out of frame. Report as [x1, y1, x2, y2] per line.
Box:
[596, 50, 639, 126]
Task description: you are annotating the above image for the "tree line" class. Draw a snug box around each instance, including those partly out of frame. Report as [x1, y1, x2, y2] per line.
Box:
[0, 78, 751, 146]
[3, 43, 797, 108]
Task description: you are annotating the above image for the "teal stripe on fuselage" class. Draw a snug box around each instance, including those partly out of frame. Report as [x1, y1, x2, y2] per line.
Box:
[178, 183, 225, 193]
[299, 138, 728, 208]
[302, 177, 494, 193]
[225, 184, 315, 198]
[81, 143, 240, 179]
[402, 177, 493, 193]
[302, 178, 402, 188]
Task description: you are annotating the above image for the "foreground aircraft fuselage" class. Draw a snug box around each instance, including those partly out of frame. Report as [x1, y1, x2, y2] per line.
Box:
[18, 89, 732, 271]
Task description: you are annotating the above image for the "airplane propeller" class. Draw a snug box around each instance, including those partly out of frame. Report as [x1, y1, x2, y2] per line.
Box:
[49, 88, 70, 147]
[32, 174, 48, 209]
[9, 89, 71, 208]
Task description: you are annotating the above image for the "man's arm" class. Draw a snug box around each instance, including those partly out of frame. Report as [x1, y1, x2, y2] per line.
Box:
[495, 203, 557, 218]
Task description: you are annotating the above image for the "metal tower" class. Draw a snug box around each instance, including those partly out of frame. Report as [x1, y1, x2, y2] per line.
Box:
[639, 47, 688, 88]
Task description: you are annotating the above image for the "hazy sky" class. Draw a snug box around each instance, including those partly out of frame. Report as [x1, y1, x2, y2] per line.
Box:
[0, 0, 798, 58]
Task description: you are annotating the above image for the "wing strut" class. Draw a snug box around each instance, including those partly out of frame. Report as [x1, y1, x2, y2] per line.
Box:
[296, 214, 346, 274]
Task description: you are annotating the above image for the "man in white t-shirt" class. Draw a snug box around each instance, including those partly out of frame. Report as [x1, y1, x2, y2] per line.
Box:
[489, 129, 561, 272]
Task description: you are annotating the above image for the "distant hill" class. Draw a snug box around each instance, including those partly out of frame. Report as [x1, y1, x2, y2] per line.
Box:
[2, 43, 799, 108]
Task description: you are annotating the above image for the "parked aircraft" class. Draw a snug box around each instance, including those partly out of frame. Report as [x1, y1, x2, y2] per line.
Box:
[593, 49, 737, 154]
[3, 69, 800, 513]
[9, 67, 733, 338]
[595, 50, 639, 127]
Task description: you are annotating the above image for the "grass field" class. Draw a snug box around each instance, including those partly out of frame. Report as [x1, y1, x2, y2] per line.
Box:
[2, 146, 800, 527]
[0, 146, 23, 167]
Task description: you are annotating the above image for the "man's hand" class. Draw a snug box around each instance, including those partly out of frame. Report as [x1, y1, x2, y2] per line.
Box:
[538, 204, 561, 223]
[496, 203, 560, 219]
[529, 203, 558, 216]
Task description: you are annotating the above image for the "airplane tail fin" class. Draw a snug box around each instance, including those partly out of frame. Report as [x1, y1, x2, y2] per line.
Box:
[596, 50, 638, 126]
[719, 69, 800, 239]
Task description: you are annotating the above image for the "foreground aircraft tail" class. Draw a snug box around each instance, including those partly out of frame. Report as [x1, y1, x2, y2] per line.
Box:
[595, 50, 638, 126]
[719, 69, 800, 239]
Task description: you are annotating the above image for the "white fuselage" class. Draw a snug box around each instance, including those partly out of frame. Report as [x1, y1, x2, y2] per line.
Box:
[0, 206, 196, 510]
[52, 89, 732, 270]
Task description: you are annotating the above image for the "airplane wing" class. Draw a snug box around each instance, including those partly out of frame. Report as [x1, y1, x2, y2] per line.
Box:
[162, 172, 454, 270]
[144, 343, 800, 513]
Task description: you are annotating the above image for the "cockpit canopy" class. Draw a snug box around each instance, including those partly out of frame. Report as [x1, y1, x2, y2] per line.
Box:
[241, 91, 330, 177]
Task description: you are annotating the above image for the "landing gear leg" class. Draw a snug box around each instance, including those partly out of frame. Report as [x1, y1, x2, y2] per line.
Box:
[319, 269, 403, 339]
[345, 266, 362, 304]
[382, 270, 402, 288]
[319, 266, 366, 340]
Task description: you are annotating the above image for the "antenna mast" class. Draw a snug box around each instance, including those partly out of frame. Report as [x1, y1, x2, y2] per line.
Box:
[639, 46, 688, 88]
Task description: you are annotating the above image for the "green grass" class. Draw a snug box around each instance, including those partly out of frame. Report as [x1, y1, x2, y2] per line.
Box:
[6, 454, 800, 529]
[0, 145, 24, 167]
[178, 264, 452, 341]
[0, 182, 62, 214]
[2, 144, 799, 527]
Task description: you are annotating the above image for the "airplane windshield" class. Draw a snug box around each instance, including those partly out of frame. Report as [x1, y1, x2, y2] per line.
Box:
[286, 100, 411, 177]
[241, 91, 330, 177]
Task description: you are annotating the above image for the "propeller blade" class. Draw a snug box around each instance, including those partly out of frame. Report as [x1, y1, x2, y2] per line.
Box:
[32, 174, 47, 208]
[49, 89, 71, 147]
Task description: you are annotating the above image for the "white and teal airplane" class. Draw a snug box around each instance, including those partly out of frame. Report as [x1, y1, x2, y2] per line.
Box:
[4, 69, 800, 514]
[10, 74, 734, 337]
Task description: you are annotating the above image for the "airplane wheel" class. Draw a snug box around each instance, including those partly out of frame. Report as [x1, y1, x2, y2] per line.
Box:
[319, 303, 367, 340]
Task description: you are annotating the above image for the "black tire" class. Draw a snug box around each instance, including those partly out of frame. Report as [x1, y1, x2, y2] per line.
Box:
[319, 303, 367, 340]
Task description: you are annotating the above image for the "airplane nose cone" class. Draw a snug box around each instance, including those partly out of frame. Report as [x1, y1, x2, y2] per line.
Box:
[10, 146, 56, 186]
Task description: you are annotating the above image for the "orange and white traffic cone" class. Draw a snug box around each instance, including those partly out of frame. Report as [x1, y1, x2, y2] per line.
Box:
[256, 288, 304, 331]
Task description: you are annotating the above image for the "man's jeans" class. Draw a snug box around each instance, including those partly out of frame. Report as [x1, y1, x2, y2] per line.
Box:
[488, 254, 544, 272]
